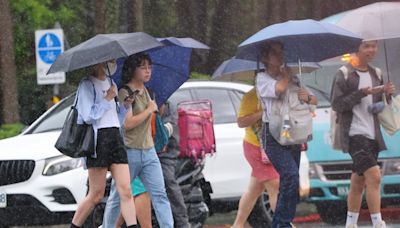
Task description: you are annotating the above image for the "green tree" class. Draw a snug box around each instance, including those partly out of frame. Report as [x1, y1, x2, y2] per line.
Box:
[10, 0, 90, 124]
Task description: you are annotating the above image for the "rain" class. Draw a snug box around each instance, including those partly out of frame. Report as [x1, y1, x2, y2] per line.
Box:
[0, 1, 399, 228]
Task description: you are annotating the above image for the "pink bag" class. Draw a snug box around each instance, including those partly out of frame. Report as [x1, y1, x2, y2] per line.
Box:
[178, 100, 216, 161]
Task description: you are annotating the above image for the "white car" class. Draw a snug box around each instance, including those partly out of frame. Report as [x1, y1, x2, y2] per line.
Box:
[0, 81, 309, 227]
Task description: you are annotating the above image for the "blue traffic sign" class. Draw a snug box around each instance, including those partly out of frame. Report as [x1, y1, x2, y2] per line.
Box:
[38, 33, 62, 64]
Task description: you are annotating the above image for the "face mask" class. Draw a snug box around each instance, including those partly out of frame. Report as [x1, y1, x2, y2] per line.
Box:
[103, 61, 117, 76]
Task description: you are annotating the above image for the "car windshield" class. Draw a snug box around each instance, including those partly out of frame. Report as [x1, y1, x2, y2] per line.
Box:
[25, 94, 75, 134]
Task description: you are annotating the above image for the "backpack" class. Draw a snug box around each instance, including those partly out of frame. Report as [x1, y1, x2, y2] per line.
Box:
[120, 85, 169, 153]
[177, 100, 216, 161]
[151, 112, 170, 153]
[267, 83, 314, 146]
[330, 66, 382, 150]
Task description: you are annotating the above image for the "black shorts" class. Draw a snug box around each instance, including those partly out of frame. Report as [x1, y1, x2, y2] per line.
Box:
[348, 135, 379, 176]
[86, 127, 128, 169]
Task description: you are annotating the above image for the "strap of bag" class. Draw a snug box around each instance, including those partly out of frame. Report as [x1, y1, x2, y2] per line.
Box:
[146, 87, 155, 100]
[375, 67, 382, 82]
[74, 77, 96, 108]
[339, 66, 349, 81]
[120, 85, 135, 96]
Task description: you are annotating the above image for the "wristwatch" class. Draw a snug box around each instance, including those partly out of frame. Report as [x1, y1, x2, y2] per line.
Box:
[307, 95, 312, 103]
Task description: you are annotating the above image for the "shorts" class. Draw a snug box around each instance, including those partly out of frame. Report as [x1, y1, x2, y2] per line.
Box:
[131, 177, 147, 197]
[348, 135, 379, 176]
[243, 141, 279, 182]
[86, 127, 128, 168]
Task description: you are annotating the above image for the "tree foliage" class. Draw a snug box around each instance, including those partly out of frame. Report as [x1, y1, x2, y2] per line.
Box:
[0, 0, 384, 125]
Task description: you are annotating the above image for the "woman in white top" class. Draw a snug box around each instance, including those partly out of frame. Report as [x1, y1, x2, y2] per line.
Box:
[256, 41, 317, 228]
[70, 61, 137, 228]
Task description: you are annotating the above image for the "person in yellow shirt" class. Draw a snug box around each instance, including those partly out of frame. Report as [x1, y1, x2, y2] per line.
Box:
[232, 87, 280, 228]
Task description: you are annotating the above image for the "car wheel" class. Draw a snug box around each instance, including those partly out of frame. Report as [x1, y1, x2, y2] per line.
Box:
[316, 201, 347, 225]
[247, 192, 273, 228]
[83, 202, 106, 228]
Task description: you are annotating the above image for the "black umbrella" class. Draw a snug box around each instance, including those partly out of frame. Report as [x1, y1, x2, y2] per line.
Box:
[47, 32, 163, 74]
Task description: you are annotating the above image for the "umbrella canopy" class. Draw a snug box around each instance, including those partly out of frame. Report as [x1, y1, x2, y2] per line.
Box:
[113, 37, 210, 106]
[235, 19, 362, 63]
[211, 58, 264, 81]
[47, 32, 163, 74]
[212, 58, 320, 81]
[334, 2, 400, 41]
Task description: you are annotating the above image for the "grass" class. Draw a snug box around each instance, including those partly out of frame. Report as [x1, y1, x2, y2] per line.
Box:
[190, 72, 211, 80]
[0, 123, 25, 139]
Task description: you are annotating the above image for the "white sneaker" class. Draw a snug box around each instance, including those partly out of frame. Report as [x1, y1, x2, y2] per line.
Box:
[373, 221, 387, 228]
[346, 224, 358, 228]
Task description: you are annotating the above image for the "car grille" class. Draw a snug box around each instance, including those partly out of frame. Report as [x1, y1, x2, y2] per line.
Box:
[318, 161, 382, 181]
[0, 160, 35, 186]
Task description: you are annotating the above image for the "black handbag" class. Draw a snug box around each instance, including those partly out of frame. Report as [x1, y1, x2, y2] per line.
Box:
[55, 78, 95, 158]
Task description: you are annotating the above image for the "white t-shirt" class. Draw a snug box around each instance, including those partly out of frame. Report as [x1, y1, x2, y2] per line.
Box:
[256, 72, 280, 122]
[349, 70, 375, 139]
[92, 77, 120, 129]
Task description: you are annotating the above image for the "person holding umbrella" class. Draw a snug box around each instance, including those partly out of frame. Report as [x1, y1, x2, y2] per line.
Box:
[70, 61, 138, 228]
[331, 40, 395, 228]
[103, 53, 174, 228]
[46, 32, 165, 228]
[256, 41, 317, 228]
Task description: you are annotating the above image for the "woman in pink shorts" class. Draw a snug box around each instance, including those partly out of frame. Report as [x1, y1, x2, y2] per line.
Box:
[232, 87, 279, 228]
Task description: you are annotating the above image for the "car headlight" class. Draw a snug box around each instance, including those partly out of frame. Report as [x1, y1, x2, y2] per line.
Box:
[383, 159, 400, 175]
[43, 155, 83, 176]
[309, 163, 319, 179]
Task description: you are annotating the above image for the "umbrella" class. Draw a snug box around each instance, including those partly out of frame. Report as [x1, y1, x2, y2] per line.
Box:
[321, 2, 400, 80]
[47, 32, 163, 74]
[112, 37, 210, 106]
[235, 19, 362, 63]
[334, 2, 400, 41]
[211, 58, 320, 81]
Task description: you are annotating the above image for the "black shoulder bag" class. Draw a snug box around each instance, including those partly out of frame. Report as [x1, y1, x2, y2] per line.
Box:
[55, 79, 96, 158]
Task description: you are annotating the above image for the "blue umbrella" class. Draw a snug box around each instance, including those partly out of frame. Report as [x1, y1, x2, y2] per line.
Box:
[235, 19, 362, 63]
[211, 58, 264, 81]
[212, 58, 320, 81]
[112, 37, 209, 106]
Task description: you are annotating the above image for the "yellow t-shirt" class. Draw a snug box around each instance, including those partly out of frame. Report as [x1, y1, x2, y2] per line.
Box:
[237, 88, 262, 147]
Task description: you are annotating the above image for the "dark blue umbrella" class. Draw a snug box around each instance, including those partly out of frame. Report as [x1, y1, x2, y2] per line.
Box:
[112, 37, 209, 106]
[235, 19, 362, 63]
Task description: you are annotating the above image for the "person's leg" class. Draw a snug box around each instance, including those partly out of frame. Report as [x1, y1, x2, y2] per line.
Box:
[114, 191, 152, 228]
[110, 163, 137, 226]
[364, 165, 383, 226]
[263, 124, 300, 228]
[267, 148, 299, 228]
[71, 168, 107, 226]
[134, 193, 152, 228]
[232, 177, 265, 228]
[263, 178, 280, 212]
[346, 172, 365, 227]
[139, 147, 174, 228]
[347, 136, 383, 227]
[159, 157, 190, 228]
[103, 149, 141, 227]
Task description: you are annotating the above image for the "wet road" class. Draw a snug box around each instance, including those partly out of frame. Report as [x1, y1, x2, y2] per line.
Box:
[12, 204, 400, 228]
